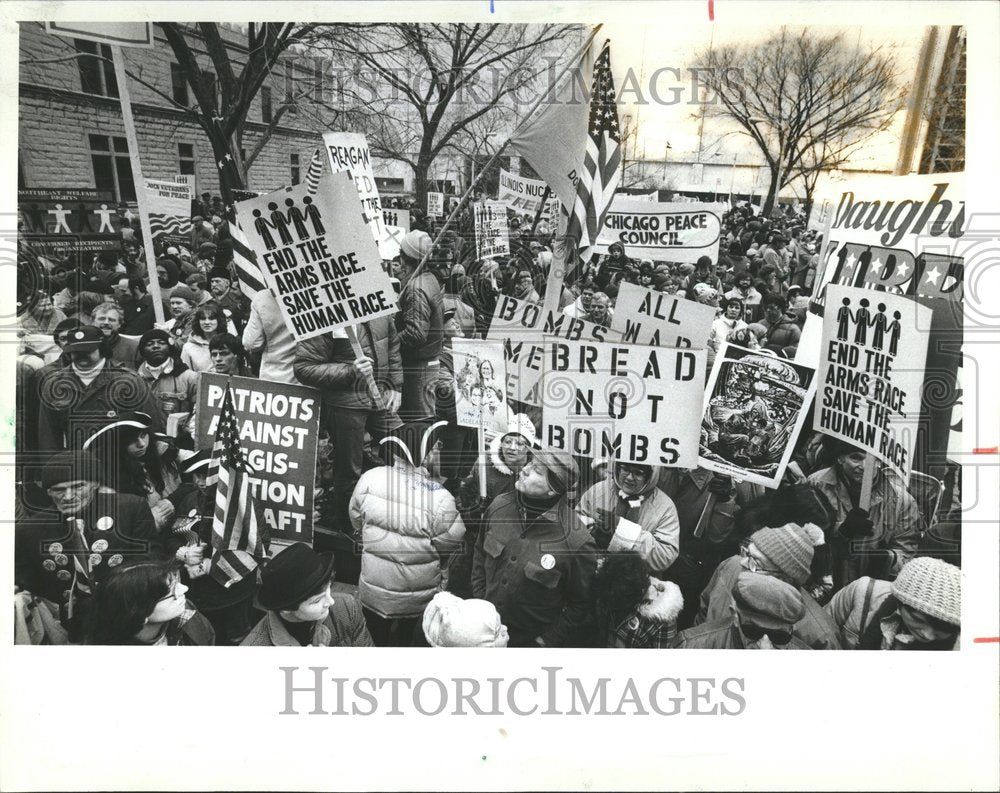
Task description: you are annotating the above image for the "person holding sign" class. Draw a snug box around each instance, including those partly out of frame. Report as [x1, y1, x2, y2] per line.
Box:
[806, 437, 923, 591]
[294, 316, 403, 534]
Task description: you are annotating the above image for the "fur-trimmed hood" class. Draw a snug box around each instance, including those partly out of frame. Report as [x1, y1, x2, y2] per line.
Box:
[636, 578, 684, 624]
[488, 413, 537, 476]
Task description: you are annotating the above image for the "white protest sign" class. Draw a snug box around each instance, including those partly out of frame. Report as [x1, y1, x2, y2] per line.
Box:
[595, 197, 722, 263]
[379, 207, 410, 260]
[610, 282, 716, 349]
[487, 295, 618, 406]
[541, 339, 705, 466]
[323, 131, 398, 259]
[699, 344, 817, 488]
[382, 208, 410, 232]
[451, 339, 509, 435]
[143, 178, 192, 239]
[497, 169, 552, 215]
[815, 285, 931, 481]
[174, 173, 197, 197]
[234, 172, 397, 340]
[427, 192, 444, 218]
[474, 200, 510, 260]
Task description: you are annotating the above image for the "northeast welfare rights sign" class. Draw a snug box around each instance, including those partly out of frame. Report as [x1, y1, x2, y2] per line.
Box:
[595, 198, 722, 263]
[234, 172, 397, 340]
[815, 285, 931, 481]
[197, 374, 321, 544]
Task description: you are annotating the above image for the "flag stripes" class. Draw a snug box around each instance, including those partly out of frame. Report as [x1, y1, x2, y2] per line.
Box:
[304, 148, 324, 195]
[228, 220, 266, 299]
[148, 213, 192, 237]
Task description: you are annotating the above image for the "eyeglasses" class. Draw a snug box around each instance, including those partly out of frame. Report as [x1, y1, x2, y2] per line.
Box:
[618, 466, 648, 480]
[740, 621, 793, 646]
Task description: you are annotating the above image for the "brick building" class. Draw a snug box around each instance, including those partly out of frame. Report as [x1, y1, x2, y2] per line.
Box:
[18, 22, 330, 202]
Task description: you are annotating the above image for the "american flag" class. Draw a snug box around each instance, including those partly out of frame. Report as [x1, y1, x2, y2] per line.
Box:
[228, 220, 266, 300]
[304, 148, 324, 195]
[206, 384, 267, 587]
[565, 39, 622, 278]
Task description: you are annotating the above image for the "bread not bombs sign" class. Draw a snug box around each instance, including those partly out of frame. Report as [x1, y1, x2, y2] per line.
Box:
[541, 339, 705, 466]
[595, 198, 722, 263]
[197, 374, 321, 544]
[234, 172, 397, 340]
[487, 295, 617, 406]
[815, 285, 931, 481]
[611, 282, 717, 349]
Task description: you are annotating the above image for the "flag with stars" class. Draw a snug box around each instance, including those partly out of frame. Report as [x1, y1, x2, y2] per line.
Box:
[206, 384, 267, 587]
[565, 39, 622, 275]
[304, 148, 324, 196]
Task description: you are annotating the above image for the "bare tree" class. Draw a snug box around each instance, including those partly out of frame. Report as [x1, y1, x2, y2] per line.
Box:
[695, 28, 904, 215]
[310, 23, 578, 204]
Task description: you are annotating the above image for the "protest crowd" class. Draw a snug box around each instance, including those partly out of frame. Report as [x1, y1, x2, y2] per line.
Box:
[14, 183, 962, 651]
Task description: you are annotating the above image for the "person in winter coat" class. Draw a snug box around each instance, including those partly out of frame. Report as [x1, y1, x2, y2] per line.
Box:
[696, 523, 842, 649]
[207, 266, 250, 328]
[92, 302, 139, 370]
[242, 288, 301, 383]
[162, 285, 199, 346]
[806, 437, 923, 590]
[36, 325, 165, 452]
[472, 449, 597, 647]
[825, 556, 960, 650]
[707, 297, 752, 367]
[562, 278, 597, 319]
[241, 543, 373, 648]
[725, 272, 764, 324]
[460, 414, 536, 511]
[349, 420, 466, 646]
[577, 461, 680, 575]
[421, 591, 509, 647]
[180, 304, 233, 373]
[593, 552, 684, 648]
[83, 558, 215, 646]
[671, 571, 811, 650]
[749, 295, 802, 355]
[136, 329, 200, 425]
[294, 316, 404, 532]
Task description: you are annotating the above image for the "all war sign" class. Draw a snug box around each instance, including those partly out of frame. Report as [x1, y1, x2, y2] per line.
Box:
[595, 198, 722, 263]
[234, 172, 397, 340]
[197, 374, 321, 544]
[611, 282, 716, 349]
[541, 339, 705, 466]
[815, 285, 931, 481]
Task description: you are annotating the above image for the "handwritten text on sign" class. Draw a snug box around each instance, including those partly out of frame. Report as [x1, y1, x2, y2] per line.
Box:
[611, 282, 716, 349]
[541, 340, 705, 466]
[197, 374, 321, 544]
[235, 172, 397, 340]
[815, 285, 931, 480]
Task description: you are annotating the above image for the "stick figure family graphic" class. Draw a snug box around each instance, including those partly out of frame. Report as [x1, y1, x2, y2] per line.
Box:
[836, 296, 902, 355]
[251, 196, 325, 250]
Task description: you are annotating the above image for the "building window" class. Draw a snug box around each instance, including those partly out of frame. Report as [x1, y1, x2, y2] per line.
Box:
[89, 134, 135, 202]
[290, 153, 300, 185]
[170, 63, 189, 106]
[178, 143, 196, 175]
[261, 86, 273, 123]
[74, 39, 118, 98]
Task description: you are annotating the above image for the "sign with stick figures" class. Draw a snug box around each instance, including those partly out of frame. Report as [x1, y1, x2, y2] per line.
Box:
[234, 172, 398, 340]
[815, 284, 932, 481]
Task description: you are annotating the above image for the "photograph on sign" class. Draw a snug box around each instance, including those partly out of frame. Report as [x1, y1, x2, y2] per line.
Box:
[196, 374, 321, 544]
[814, 285, 932, 482]
[234, 171, 397, 340]
[594, 197, 723, 263]
[610, 282, 716, 349]
[451, 338, 509, 435]
[541, 339, 705, 466]
[699, 343, 816, 488]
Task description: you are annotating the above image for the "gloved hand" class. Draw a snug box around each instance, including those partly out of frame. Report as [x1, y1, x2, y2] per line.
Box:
[707, 474, 734, 497]
[838, 508, 874, 539]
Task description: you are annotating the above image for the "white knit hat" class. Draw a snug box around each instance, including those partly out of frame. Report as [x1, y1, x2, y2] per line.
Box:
[891, 557, 961, 626]
[422, 592, 508, 647]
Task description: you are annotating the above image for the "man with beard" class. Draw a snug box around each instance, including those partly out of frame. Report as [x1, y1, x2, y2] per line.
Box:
[36, 325, 163, 451]
[207, 265, 250, 327]
[92, 301, 139, 369]
[113, 275, 156, 335]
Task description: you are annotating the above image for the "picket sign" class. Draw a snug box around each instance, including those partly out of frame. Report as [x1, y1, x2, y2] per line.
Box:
[345, 325, 385, 410]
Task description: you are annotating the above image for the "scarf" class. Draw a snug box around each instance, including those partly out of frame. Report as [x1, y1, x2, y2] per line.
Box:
[593, 486, 647, 550]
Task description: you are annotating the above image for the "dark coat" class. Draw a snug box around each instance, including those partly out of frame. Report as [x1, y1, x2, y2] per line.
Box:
[398, 271, 444, 362]
[240, 596, 374, 647]
[294, 317, 403, 411]
[471, 491, 597, 647]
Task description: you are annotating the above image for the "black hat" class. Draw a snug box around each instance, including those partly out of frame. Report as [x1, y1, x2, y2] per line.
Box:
[41, 450, 104, 489]
[138, 328, 174, 349]
[83, 411, 156, 450]
[208, 266, 232, 283]
[256, 543, 336, 611]
[178, 448, 213, 474]
[62, 324, 104, 353]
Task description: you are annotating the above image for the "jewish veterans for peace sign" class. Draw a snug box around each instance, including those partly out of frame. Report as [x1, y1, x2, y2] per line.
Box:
[234, 172, 397, 341]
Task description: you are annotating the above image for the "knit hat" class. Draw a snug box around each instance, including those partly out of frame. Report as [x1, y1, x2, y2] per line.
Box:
[531, 447, 579, 497]
[169, 285, 197, 304]
[693, 282, 719, 300]
[891, 557, 961, 626]
[750, 522, 825, 585]
[399, 230, 432, 261]
[421, 592, 508, 647]
[207, 266, 232, 283]
[139, 328, 174, 349]
[732, 571, 805, 630]
[41, 450, 104, 489]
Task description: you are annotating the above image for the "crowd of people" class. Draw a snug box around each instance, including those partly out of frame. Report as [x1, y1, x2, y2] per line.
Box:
[14, 189, 961, 649]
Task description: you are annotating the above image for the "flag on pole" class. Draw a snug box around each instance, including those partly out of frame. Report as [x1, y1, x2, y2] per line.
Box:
[564, 39, 622, 272]
[206, 384, 268, 588]
[228, 220, 266, 299]
[304, 148, 324, 195]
